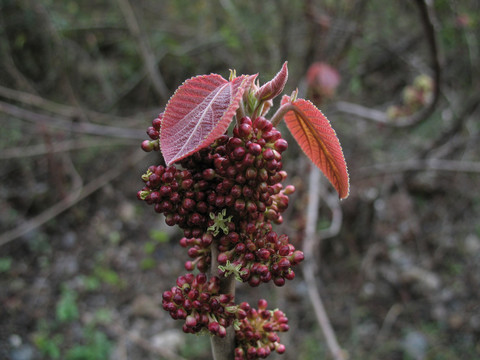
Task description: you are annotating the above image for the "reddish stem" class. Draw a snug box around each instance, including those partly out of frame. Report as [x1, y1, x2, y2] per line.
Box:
[210, 240, 236, 360]
[270, 102, 304, 127]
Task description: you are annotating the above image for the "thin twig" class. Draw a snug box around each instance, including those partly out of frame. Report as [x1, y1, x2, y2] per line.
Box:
[419, 94, 480, 158]
[0, 150, 147, 248]
[356, 158, 480, 179]
[0, 139, 136, 160]
[330, 0, 369, 65]
[0, 100, 145, 139]
[333, 101, 390, 124]
[302, 167, 347, 360]
[318, 183, 344, 240]
[333, 0, 441, 128]
[0, 13, 38, 93]
[32, 2, 93, 123]
[375, 303, 403, 344]
[116, 0, 169, 102]
[0, 85, 136, 124]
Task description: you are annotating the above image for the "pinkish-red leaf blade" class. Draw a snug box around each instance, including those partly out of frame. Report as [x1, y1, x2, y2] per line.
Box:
[160, 74, 256, 165]
[281, 96, 349, 199]
[255, 62, 288, 101]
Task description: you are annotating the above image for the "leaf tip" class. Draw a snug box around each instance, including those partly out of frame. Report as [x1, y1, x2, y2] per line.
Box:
[255, 62, 289, 101]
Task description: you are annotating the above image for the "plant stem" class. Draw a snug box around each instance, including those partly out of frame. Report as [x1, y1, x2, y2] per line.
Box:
[270, 103, 291, 127]
[210, 241, 236, 360]
[303, 167, 346, 360]
[270, 102, 303, 127]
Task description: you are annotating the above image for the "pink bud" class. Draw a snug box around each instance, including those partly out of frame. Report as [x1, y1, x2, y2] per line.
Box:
[306, 62, 341, 105]
[276, 344, 286, 354]
[258, 299, 268, 310]
[255, 62, 289, 101]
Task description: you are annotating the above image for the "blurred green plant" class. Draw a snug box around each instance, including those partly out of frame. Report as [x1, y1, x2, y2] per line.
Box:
[34, 286, 113, 360]
[149, 229, 169, 243]
[140, 230, 169, 270]
[56, 287, 79, 323]
[0, 257, 12, 273]
[93, 266, 123, 287]
[65, 327, 112, 360]
[34, 331, 63, 359]
[179, 334, 210, 358]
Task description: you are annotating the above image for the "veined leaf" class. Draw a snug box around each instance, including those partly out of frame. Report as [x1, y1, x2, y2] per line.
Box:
[281, 96, 349, 199]
[255, 61, 288, 101]
[160, 74, 256, 165]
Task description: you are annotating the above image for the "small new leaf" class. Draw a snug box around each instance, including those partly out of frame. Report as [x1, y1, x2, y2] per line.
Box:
[255, 61, 288, 102]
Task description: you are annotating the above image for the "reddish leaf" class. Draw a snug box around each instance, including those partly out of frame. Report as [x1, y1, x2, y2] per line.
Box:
[281, 96, 349, 199]
[255, 62, 288, 101]
[160, 74, 256, 165]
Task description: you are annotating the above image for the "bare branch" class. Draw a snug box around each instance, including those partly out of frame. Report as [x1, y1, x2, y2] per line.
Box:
[420, 94, 480, 158]
[0, 100, 145, 139]
[0, 85, 137, 124]
[0, 13, 38, 93]
[0, 150, 147, 248]
[302, 167, 347, 360]
[116, 0, 169, 102]
[333, 101, 389, 124]
[330, 0, 369, 65]
[332, 0, 441, 128]
[356, 158, 480, 179]
[375, 303, 403, 344]
[318, 184, 344, 240]
[0, 139, 136, 160]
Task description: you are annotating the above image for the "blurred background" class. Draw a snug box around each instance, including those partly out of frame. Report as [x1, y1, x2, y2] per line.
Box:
[1, 0, 479, 359]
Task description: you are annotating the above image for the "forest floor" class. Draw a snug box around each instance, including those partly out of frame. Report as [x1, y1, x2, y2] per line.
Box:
[1, 140, 479, 360]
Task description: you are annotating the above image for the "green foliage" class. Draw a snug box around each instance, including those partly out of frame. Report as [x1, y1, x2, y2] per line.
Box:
[35, 324, 112, 360]
[0, 257, 13, 273]
[92, 308, 113, 324]
[139, 230, 170, 269]
[140, 257, 156, 270]
[149, 229, 169, 243]
[34, 332, 63, 359]
[179, 334, 210, 358]
[27, 233, 51, 254]
[56, 287, 79, 323]
[93, 266, 123, 287]
[108, 230, 121, 245]
[298, 333, 328, 360]
[143, 241, 156, 254]
[35, 286, 113, 360]
[79, 275, 101, 291]
[65, 328, 111, 360]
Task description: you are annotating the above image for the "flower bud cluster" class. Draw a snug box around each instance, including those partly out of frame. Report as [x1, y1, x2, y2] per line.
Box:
[137, 163, 215, 236]
[234, 299, 288, 359]
[138, 116, 304, 278]
[140, 113, 302, 358]
[141, 113, 162, 152]
[216, 222, 304, 287]
[162, 274, 238, 337]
